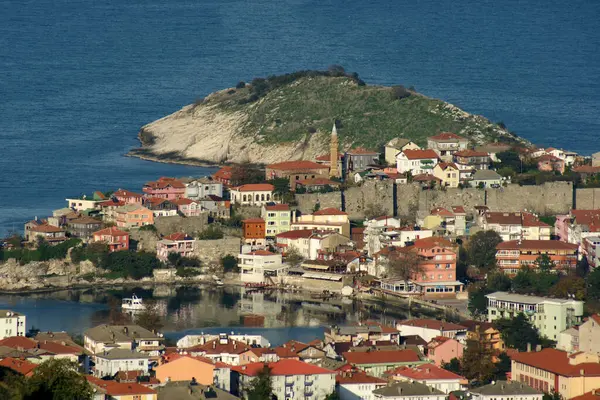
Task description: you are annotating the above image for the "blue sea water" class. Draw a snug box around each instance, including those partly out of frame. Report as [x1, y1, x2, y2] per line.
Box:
[1, 0, 600, 236]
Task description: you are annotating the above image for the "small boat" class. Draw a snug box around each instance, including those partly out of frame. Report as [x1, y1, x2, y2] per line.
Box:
[122, 294, 146, 311]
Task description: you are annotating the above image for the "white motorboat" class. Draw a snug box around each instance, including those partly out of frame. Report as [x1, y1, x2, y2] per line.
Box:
[122, 294, 146, 311]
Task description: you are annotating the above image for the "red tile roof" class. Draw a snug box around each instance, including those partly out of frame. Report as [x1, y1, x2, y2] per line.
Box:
[496, 240, 578, 251]
[537, 154, 563, 162]
[572, 210, 600, 226]
[412, 174, 442, 182]
[276, 229, 315, 239]
[114, 189, 144, 198]
[343, 349, 421, 365]
[313, 207, 347, 216]
[213, 166, 232, 180]
[232, 184, 274, 192]
[316, 153, 343, 161]
[267, 160, 327, 171]
[573, 166, 600, 174]
[385, 363, 464, 380]
[454, 150, 489, 157]
[190, 339, 250, 355]
[428, 132, 465, 141]
[171, 198, 197, 205]
[437, 162, 459, 170]
[402, 149, 439, 160]
[398, 319, 466, 331]
[264, 204, 290, 211]
[97, 200, 126, 208]
[248, 250, 276, 256]
[336, 369, 386, 384]
[431, 207, 454, 218]
[144, 177, 186, 189]
[347, 147, 379, 155]
[571, 391, 600, 400]
[451, 206, 466, 214]
[30, 224, 64, 233]
[93, 227, 128, 237]
[412, 237, 454, 249]
[38, 341, 82, 355]
[0, 357, 37, 376]
[163, 232, 193, 241]
[0, 336, 37, 349]
[232, 359, 333, 376]
[86, 376, 157, 396]
[511, 348, 600, 377]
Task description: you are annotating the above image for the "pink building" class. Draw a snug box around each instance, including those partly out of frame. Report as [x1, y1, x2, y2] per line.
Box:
[172, 198, 203, 217]
[555, 214, 571, 242]
[92, 227, 129, 252]
[156, 232, 195, 261]
[426, 336, 464, 366]
[537, 154, 565, 174]
[113, 189, 144, 205]
[143, 177, 186, 200]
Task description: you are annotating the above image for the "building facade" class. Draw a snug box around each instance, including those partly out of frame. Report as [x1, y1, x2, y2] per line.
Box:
[0, 310, 26, 339]
[92, 227, 129, 252]
[230, 184, 275, 206]
[495, 240, 578, 275]
[427, 133, 469, 162]
[396, 149, 439, 175]
[262, 204, 291, 237]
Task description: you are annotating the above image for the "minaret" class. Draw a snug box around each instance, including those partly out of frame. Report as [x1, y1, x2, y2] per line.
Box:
[330, 123, 340, 178]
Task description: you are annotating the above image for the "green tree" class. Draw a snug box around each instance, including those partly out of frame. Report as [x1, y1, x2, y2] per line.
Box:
[101, 251, 162, 279]
[198, 225, 224, 240]
[543, 391, 562, 400]
[468, 284, 491, 319]
[587, 267, 600, 300]
[284, 246, 304, 266]
[167, 252, 182, 267]
[246, 365, 274, 400]
[221, 255, 239, 273]
[535, 254, 553, 273]
[456, 246, 469, 281]
[576, 257, 590, 278]
[268, 178, 290, 199]
[325, 392, 341, 400]
[467, 231, 503, 271]
[0, 366, 27, 400]
[26, 359, 93, 400]
[493, 352, 512, 381]
[487, 272, 512, 292]
[495, 313, 545, 351]
[550, 275, 586, 300]
[442, 358, 461, 375]
[460, 338, 496, 384]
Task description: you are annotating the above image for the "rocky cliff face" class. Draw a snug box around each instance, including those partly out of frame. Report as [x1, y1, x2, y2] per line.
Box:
[129, 74, 525, 166]
[0, 259, 97, 291]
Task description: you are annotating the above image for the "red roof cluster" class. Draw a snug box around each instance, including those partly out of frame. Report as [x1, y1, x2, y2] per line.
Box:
[163, 232, 193, 241]
[398, 318, 466, 331]
[232, 359, 333, 376]
[343, 349, 421, 365]
[336, 369, 386, 384]
[512, 348, 600, 377]
[496, 240, 578, 251]
[86, 376, 157, 396]
[114, 189, 144, 199]
[94, 226, 128, 237]
[428, 132, 465, 141]
[144, 177, 186, 189]
[276, 229, 316, 239]
[0, 357, 37, 376]
[385, 363, 464, 380]
[313, 207, 347, 216]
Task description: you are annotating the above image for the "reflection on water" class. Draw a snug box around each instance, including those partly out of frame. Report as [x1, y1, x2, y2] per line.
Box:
[0, 285, 444, 345]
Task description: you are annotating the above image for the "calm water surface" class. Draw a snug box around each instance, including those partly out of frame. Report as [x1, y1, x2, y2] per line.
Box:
[1, 0, 599, 235]
[0, 286, 441, 341]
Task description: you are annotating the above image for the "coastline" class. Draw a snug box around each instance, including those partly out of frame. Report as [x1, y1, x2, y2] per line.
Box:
[125, 149, 224, 169]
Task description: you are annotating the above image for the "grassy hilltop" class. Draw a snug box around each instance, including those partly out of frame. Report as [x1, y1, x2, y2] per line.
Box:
[133, 68, 522, 165]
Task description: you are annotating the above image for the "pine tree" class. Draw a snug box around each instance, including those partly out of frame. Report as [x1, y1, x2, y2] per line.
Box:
[246, 365, 273, 400]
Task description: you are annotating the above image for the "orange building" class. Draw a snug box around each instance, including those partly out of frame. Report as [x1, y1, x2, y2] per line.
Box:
[92, 226, 129, 252]
[242, 218, 266, 246]
[154, 354, 215, 385]
[115, 204, 154, 228]
[496, 240, 578, 275]
[265, 161, 330, 190]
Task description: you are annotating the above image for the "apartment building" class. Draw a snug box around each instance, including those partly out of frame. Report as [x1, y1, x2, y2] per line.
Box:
[275, 229, 351, 260]
[470, 381, 542, 400]
[495, 240, 578, 275]
[292, 208, 350, 237]
[481, 211, 551, 241]
[578, 314, 600, 355]
[0, 310, 26, 339]
[337, 369, 387, 400]
[238, 250, 288, 284]
[156, 232, 195, 261]
[385, 363, 465, 394]
[427, 132, 469, 162]
[485, 292, 583, 340]
[396, 149, 439, 175]
[262, 204, 291, 237]
[583, 236, 600, 269]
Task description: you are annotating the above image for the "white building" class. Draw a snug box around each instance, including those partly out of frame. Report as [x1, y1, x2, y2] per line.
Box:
[66, 197, 99, 212]
[485, 292, 584, 341]
[276, 230, 351, 260]
[480, 211, 551, 241]
[238, 250, 289, 284]
[233, 359, 335, 400]
[427, 133, 469, 162]
[183, 178, 223, 200]
[84, 324, 164, 358]
[578, 314, 600, 355]
[396, 319, 467, 344]
[556, 327, 579, 353]
[385, 363, 465, 394]
[396, 149, 439, 175]
[469, 381, 543, 400]
[229, 184, 275, 206]
[177, 333, 270, 349]
[385, 138, 421, 166]
[0, 310, 26, 339]
[583, 236, 600, 269]
[373, 381, 446, 400]
[337, 369, 387, 400]
[93, 348, 149, 378]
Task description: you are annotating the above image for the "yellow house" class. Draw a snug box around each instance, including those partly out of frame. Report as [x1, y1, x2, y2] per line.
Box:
[292, 208, 350, 237]
[433, 162, 460, 188]
[385, 138, 421, 166]
[461, 321, 505, 354]
[511, 349, 600, 399]
[422, 214, 443, 230]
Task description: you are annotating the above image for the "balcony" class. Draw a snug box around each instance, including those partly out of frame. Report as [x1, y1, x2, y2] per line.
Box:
[285, 380, 295, 387]
[305, 380, 314, 386]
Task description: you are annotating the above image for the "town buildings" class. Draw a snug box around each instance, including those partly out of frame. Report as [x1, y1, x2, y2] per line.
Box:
[142, 177, 186, 200]
[511, 348, 600, 399]
[537, 154, 566, 174]
[342, 349, 425, 377]
[453, 150, 491, 171]
[113, 189, 144, 205]
[481, 211, 551, 241]
[427, 133, 469, 162]
[396, 149, 439, 175]
[372, 380, 446, 400]
[385, 363, 465, 394]
[238, 250, 288, 284]
[344, 148, 380, 174]
[212, 166, 233, 186]
[396, 319, 467, 344]
[182, 177, 223, 199]
[93, 348, 149, 378]
[432, 162, 460, 188]
[578, 314, 600, 355]
[156, 233, 195, 261]
[25, 222, 67, 244]
[242, 218, 266, 247]
[470, 169, 502, 188]
[337, 369, 387, 400]
[495, 240, 578, 275]
[171, 198, 203, 217]
[154, 354, 217, 386]
[229, 184, 275, 206]
[83, 324, 164, 359]
[485, 292, 584, 340]
[265, 160, 329, 190]
[426, 336, 464, 366]
[292, 208, 350, 237]
[262, 204, 291, 237]
[115, 204, 154, 228]
[144, 198, 178, 217]
[385, 138, 421, 166]
[0, 310, 26, 339]
[276, 229, 351, 260]
[231, 359, 336, 399]
[92, 227, 129, 252]
[470, 381, 543, 400]
[66, 216, 102, 239]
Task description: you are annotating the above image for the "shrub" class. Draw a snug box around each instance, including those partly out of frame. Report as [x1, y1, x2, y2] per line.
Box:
[139, 224, 157, 232]
[391, 85, 411, 100]
[198, 225, 224, 240]
[236, 81, 246, 89]
[176, 267, 203, 278]
[221, 255, 238, 273]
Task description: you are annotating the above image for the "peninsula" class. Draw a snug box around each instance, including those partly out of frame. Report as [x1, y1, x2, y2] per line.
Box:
[129, 68, 524, 165]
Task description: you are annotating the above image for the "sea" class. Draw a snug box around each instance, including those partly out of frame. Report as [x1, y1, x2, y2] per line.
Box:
[1, 0, 599, 236]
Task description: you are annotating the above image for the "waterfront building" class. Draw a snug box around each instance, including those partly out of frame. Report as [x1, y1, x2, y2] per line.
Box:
[385, 363, 465, 394]
[396, 149, 439, 175]
[96, 199, 126, 223]
[0, 310, 26, 339]
[470, 381, 543, 400]
[495, 240, 578, 275]
[25, 222, 67, 244]
[292, 208, 350, 237]
[262, 203, 291, 237]
[238, 250, 288, 284]
[265, 160, 329, 191]
[65, 196, 100, 212]
[427, 132, 468, 162]
[485, 291, 583, 340]
[231, 359, 335, 400]
[156, 232, 195, 261]
[385, 138, 421, 166]
[115, 204, 154, 228]
[337, 368, 387, 400]
[229, 183, 275, 206]
[276, 229, 351, 260]
[372, 380, 446, 400]
[324, 323, 399, 344]
[511, 348, 600, 399]
[212, 166, 233, 186]
[92, 226, 129, 252]
[142, 177, 186, 200]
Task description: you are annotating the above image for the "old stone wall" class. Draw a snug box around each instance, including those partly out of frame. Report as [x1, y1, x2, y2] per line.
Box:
[295, 192, 342, 215]
[344, 181, 395, 220]
[194, 236, 241, 266]
[154, 215, 208, 236]
[575, 188, 600, 210]
[234, 206, 263, 219]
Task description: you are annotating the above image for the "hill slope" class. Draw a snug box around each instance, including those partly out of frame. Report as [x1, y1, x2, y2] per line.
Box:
[130, 73, 524, 165]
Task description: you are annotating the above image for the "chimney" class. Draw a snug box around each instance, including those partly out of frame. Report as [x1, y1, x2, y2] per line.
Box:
[581, 369, 585, 376]
[527, 343, 531, 352]
[536, 344, 542, 352]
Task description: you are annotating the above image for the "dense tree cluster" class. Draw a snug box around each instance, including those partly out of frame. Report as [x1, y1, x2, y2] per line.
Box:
[0, 238, 81, 263]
